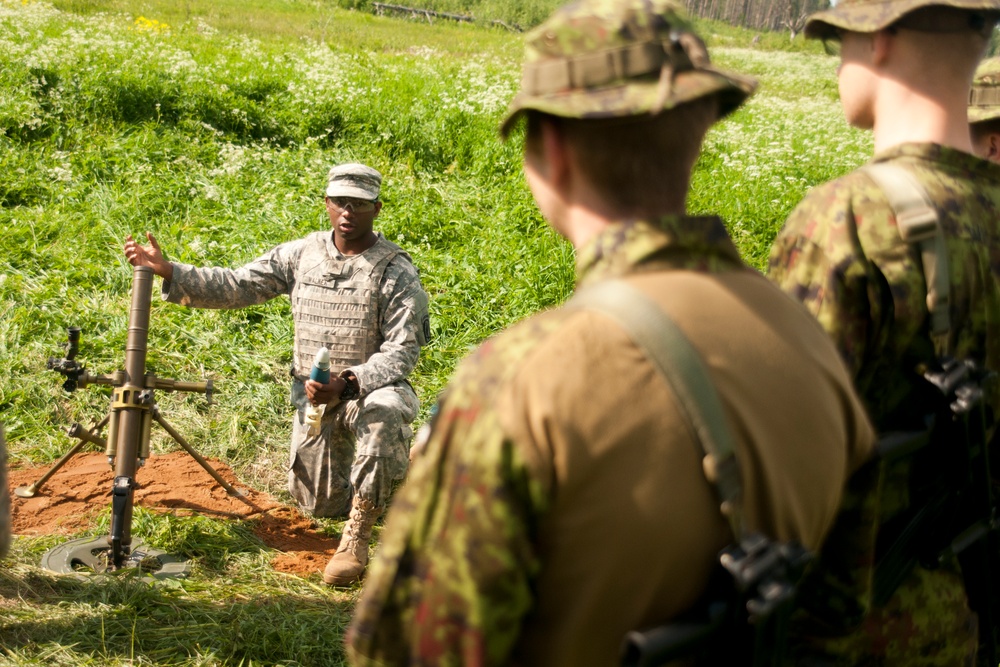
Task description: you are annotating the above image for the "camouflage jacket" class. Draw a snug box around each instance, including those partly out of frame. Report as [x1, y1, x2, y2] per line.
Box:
[163, 232, 429, 395]
[767, 143, 1000, 643]
[768, 143, 1000, 430]
[347, 216, 873, 666]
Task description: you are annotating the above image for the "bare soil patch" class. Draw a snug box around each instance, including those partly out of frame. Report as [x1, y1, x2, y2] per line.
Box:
[8, 451, 338, 575]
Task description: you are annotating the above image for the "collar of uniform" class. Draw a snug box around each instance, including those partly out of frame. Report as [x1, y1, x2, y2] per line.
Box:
[870, 141, 1000, 175]
[325, 231, 386, 259]
[576, 215, 743, 288]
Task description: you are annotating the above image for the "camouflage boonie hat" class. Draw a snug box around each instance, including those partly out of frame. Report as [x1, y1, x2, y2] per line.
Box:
[326, 163, 382, 200]
[499, 0, 757, 138]
[804, 0, 1000, 40]
[970, 57, 1000, 124]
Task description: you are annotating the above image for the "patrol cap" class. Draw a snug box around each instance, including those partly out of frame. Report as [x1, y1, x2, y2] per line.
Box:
[499, 0, 757, 138]
[970, 56, 1000, 124]
[804, 0, 1000, 40]
[325, 163, 381, 200]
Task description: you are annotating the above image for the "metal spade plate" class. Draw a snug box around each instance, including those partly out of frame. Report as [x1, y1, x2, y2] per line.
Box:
[41, 537, 191, 581]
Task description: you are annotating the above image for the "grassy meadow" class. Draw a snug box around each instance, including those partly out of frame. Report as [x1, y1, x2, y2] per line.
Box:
[0, 0, 872, 664]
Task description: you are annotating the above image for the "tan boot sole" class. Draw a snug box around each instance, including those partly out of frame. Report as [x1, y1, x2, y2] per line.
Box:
[323, 569, 364, 586]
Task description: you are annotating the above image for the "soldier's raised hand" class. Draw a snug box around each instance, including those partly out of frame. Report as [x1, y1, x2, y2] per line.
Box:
[124, 232, 173, 280]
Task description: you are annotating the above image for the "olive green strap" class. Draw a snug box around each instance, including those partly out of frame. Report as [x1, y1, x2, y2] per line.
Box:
[571, 279, 744, 539]
[862, 163, 951, 342]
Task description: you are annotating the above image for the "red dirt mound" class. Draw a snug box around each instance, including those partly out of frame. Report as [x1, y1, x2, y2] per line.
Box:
[8, 451, 338, 575]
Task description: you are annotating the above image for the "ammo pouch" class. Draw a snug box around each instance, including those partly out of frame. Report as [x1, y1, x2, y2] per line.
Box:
[570, 280, 812, 667]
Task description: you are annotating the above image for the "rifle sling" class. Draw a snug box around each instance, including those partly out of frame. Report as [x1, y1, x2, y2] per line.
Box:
[862, 163, 951, 344]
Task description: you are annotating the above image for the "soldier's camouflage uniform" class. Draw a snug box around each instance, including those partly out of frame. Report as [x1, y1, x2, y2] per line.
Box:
[164, 231, 429, 516]
[347, 216, 875, 667]
[769, 143, 1000, 665]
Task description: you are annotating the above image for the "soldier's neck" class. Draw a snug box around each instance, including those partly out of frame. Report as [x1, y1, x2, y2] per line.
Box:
[335, 232, 379, 256]
[870, 68, 975, 155]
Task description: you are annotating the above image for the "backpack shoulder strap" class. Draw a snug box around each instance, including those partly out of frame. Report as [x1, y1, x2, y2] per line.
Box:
[862, 162, 951, 343]
[570, 279, 744, 539]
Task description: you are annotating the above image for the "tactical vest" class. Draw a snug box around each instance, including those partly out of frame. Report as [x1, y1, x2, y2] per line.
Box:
[290, 233, 408, 377]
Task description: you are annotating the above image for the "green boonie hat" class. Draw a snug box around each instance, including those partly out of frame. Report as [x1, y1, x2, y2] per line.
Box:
[804, 0, 1000, 40]
[970, 57, 1000, 124]
[499, 0, 757, 138]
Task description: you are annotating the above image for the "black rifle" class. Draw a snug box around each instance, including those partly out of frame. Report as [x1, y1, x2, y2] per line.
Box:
[873, 358, 999, 667]
[621, 533, 811, 667]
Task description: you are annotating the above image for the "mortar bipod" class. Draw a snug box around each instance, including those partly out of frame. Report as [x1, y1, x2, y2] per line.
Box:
[35, 265, 254, 578]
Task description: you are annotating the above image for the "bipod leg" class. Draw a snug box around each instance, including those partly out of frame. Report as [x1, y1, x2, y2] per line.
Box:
[151, 406, 257, 509]
[15, 416, 110, 498]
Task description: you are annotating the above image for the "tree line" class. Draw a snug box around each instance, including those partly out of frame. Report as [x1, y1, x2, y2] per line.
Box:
[686, 0, 830, 36]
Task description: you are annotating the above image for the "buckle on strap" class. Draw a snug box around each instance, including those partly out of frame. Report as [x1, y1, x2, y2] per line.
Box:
[896, 207, 939, 243]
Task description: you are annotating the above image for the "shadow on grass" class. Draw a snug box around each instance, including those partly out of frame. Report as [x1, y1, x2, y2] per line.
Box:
[0, 564, 355, 666]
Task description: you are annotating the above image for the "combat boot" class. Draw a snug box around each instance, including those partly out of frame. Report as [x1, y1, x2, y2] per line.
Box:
[323, 496, 382, 586]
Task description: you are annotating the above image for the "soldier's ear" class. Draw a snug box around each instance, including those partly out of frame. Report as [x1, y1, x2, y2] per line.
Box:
[989, 134, 1000, 161]
[373, 200, 383, 218]
[872, 29, 893, 67]
[536, 118, 571, 193]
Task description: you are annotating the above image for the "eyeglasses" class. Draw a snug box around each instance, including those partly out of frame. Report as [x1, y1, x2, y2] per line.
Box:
[327, 197, 377, 213]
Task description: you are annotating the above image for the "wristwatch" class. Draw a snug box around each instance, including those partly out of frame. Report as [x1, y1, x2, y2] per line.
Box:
[339, 374, 360, 400]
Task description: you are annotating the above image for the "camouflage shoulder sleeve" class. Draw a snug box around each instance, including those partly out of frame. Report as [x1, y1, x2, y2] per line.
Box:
[348, 255, 430, 393]
[346, 314, 562, 667]
[767, 174, 892, 378]
[161, 238, 306, 309]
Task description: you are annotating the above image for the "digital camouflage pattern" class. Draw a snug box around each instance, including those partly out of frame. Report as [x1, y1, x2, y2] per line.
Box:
[769, 142, 1000, 664]
[803, 0, 1000, 39]
[325, 162, 381, 200]
[970, 57, 1000, 124]
[499, 0, 756, 136]
[166, 233, 429, 394]
[347, 215, 875, 666]
[289, 382, 418, 515]
[286, 234, 412, 383]
[164, 232, 429, 515]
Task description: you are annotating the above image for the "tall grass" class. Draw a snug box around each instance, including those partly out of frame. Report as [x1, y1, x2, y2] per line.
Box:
[1, 0, 871, 664]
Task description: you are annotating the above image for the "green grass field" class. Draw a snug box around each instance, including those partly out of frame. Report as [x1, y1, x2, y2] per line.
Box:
[0, 0, 872, 664]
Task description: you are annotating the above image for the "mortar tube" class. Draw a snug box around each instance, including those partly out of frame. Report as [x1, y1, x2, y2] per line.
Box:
[109, 265, 154, 555]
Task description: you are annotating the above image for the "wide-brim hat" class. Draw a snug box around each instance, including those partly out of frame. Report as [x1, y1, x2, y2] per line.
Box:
[326, 163, 382, 200]
[805, 0, 1000, 39]
[970, 56, 1000, 124]
[499, 0, 757, 138]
